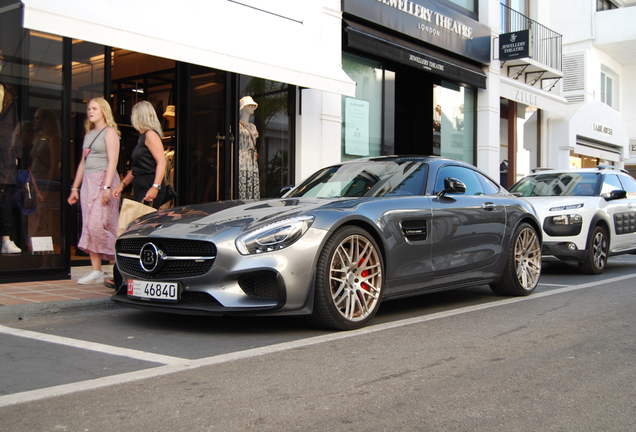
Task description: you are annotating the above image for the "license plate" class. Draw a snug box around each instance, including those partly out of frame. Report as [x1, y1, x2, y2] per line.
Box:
[128, 279, 179, 301]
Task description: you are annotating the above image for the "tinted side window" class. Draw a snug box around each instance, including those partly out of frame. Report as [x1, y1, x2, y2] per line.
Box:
[617, 174, 636, 198]
[435, 166, 484, 195]
[476, 172, 500, 195]
[601, 174, 623, 196]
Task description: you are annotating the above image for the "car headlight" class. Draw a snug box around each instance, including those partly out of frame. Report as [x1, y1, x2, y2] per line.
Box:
[235, 215, 315, 255]
[551, 214, 583, 225]
[550, 203, 583, 211]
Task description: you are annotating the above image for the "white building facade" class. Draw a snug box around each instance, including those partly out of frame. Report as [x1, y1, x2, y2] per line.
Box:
[2, 0, 635, 282]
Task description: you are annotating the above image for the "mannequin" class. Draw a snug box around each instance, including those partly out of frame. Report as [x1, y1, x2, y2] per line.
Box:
[238, 96, 260, 200]
[0, 49, 21, 253]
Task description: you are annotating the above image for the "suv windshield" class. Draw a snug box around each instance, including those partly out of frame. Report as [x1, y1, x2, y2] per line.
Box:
[510, 172, 600, 197]
[287, 161, 428, 198]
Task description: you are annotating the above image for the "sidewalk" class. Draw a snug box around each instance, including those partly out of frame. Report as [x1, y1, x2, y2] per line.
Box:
[0, 265, 121, 322]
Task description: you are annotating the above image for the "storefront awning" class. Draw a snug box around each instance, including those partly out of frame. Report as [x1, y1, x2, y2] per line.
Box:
[345, 21, 487, 89]
[20, 0, 356, 97]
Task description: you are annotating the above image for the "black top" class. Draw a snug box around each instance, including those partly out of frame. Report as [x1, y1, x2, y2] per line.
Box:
[131, 131, 159, 176]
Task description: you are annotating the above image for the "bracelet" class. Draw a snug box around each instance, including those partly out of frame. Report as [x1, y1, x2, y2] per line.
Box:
[71, 187, 79, 191]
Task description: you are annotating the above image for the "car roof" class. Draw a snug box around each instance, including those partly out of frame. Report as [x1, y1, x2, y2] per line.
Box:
[340, 155, 470, 166]
[528, 166, 629, 176]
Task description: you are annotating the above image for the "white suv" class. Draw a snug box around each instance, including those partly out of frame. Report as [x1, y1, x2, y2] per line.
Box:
[509, 166, 636, 274]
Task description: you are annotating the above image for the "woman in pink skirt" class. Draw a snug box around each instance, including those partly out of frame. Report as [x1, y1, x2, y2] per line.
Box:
[67, 98, 121, 284]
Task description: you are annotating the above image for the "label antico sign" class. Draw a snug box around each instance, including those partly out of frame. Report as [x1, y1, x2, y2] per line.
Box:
[343, 0, 491, 64]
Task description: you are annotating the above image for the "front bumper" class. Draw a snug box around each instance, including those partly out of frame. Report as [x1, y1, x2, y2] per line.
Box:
[111, 227, 329, 316]
[541, 241, 587, 262]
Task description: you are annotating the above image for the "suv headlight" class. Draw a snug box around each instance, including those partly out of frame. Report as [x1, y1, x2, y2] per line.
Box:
[236, 215, 314, 255]
[551, 214, 582, 225]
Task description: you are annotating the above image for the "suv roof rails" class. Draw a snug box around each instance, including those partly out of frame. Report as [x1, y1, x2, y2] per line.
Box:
[596, 165, 629, 174]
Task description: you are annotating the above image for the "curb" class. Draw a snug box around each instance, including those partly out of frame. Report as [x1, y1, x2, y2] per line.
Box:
[0, 297, 124, 323]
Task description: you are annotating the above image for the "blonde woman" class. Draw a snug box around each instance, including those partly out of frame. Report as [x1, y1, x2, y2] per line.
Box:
[68, 98, 121, 284]
[113, 100, 166, 208]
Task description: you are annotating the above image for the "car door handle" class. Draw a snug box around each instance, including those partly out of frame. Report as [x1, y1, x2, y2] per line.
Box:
[482, 202, 496, 211]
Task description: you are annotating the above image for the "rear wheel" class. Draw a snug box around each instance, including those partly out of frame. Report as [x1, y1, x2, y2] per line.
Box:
[490, 222, 541, 296]
[578, 225, 608, 275]
[309, 226, 384, 330]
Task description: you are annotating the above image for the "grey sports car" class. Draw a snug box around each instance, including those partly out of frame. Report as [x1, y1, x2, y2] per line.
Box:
[112, 156, 542, 330]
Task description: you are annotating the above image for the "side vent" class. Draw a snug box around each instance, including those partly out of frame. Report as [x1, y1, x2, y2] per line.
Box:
[400, 220, 428, 242]
[563, 53, 585, 104]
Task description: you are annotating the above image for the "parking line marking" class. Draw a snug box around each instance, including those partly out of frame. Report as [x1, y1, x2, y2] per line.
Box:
[0, 272, 634, 408]
[0, 325, 185, 365]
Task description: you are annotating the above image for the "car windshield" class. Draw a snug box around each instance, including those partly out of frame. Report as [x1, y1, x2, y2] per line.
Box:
[510, 172, 600, 197]
[287, 160, 428, 198]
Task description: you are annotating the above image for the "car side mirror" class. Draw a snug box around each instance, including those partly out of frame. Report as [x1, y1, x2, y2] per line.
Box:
[438, 177, 466, 197]
[605, 189, 627, 201]
[279, 185, 294, 197]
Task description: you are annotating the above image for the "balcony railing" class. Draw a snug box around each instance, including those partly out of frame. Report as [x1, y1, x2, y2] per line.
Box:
[500, 3, 562, 72]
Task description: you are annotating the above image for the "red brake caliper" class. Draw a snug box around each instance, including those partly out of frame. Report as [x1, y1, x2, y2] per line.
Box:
[358, 258, 369, 291]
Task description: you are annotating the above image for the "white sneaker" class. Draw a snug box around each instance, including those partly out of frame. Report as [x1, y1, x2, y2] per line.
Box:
[78, 270, 104, 285]
[2, 240, 22, 254]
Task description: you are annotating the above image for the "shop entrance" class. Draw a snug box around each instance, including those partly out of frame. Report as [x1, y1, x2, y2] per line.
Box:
[393, 65, 435, 156]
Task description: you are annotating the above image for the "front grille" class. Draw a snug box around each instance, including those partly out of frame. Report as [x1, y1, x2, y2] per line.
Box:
[117, 238, 216, 279]
[238, 271, 280, 299]
[118, 238, 216, 256]
[180, 291, 222, 305]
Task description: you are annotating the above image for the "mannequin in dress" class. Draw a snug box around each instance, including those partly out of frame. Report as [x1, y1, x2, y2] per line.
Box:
[0, 49, 22, 253]
[238, 96, 260, 200]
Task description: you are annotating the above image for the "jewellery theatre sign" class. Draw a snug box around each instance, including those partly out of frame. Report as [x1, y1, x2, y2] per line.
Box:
[343, 0, 491, 64]
[499, 30, 530, 61]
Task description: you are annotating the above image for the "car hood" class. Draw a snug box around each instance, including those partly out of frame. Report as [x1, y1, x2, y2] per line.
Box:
[121, 198, 358, 238]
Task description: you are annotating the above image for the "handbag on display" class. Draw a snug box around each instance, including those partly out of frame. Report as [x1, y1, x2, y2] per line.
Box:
[13, 170, 38, 215]
[117, 198, 157, 237]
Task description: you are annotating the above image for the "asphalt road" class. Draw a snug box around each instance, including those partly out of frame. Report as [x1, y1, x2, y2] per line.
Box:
[1, 256, 635, 431]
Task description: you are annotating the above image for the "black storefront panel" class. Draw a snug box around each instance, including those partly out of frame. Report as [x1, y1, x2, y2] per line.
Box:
[345, 21, 487, 89]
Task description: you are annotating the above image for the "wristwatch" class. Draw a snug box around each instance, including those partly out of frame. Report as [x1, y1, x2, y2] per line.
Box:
[102, 186, 111, 190]
[152, 183, 162, 190]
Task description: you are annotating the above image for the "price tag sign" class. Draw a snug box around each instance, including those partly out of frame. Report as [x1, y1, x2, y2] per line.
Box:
[31, 236, 54, 252]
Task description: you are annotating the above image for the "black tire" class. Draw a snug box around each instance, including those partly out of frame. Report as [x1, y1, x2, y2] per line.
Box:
[578, 225, 608, 275]
[309, 225, 384, 330]
[490, 222, 541, 296]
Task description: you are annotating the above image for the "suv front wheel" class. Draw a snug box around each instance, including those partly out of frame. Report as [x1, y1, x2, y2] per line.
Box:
[579, 225, 609, 275]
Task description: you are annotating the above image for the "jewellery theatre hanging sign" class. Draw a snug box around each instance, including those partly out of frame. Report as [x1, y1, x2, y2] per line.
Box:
[499, 30, 530, 61]
[343, 0, 491, 64]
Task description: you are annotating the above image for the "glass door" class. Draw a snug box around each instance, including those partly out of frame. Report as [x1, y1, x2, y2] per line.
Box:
[184, 65, 227, 203]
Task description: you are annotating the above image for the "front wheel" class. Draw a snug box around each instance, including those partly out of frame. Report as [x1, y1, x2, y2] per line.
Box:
[490, 222, 541, 296]
[309, 225, 384, 330]
[578, 225, 608, 275]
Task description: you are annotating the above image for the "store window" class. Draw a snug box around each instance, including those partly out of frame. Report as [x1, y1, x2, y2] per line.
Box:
[1, 7, 64, 273]
[444, 0, 476, 13]
[341, 53, 383, 162]
[600, 69, 618, 108]
[597, 0, 618, 11]
[433, 81, 474, 163]
[70, 41, 106, 262]
[238, 76, 294, 199]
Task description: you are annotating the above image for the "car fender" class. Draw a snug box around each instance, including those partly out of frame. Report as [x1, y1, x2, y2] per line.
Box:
[586, 211, 611, 247]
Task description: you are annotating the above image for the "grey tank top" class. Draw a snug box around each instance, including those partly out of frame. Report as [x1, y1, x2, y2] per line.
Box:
[84, 127, 117, 173]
